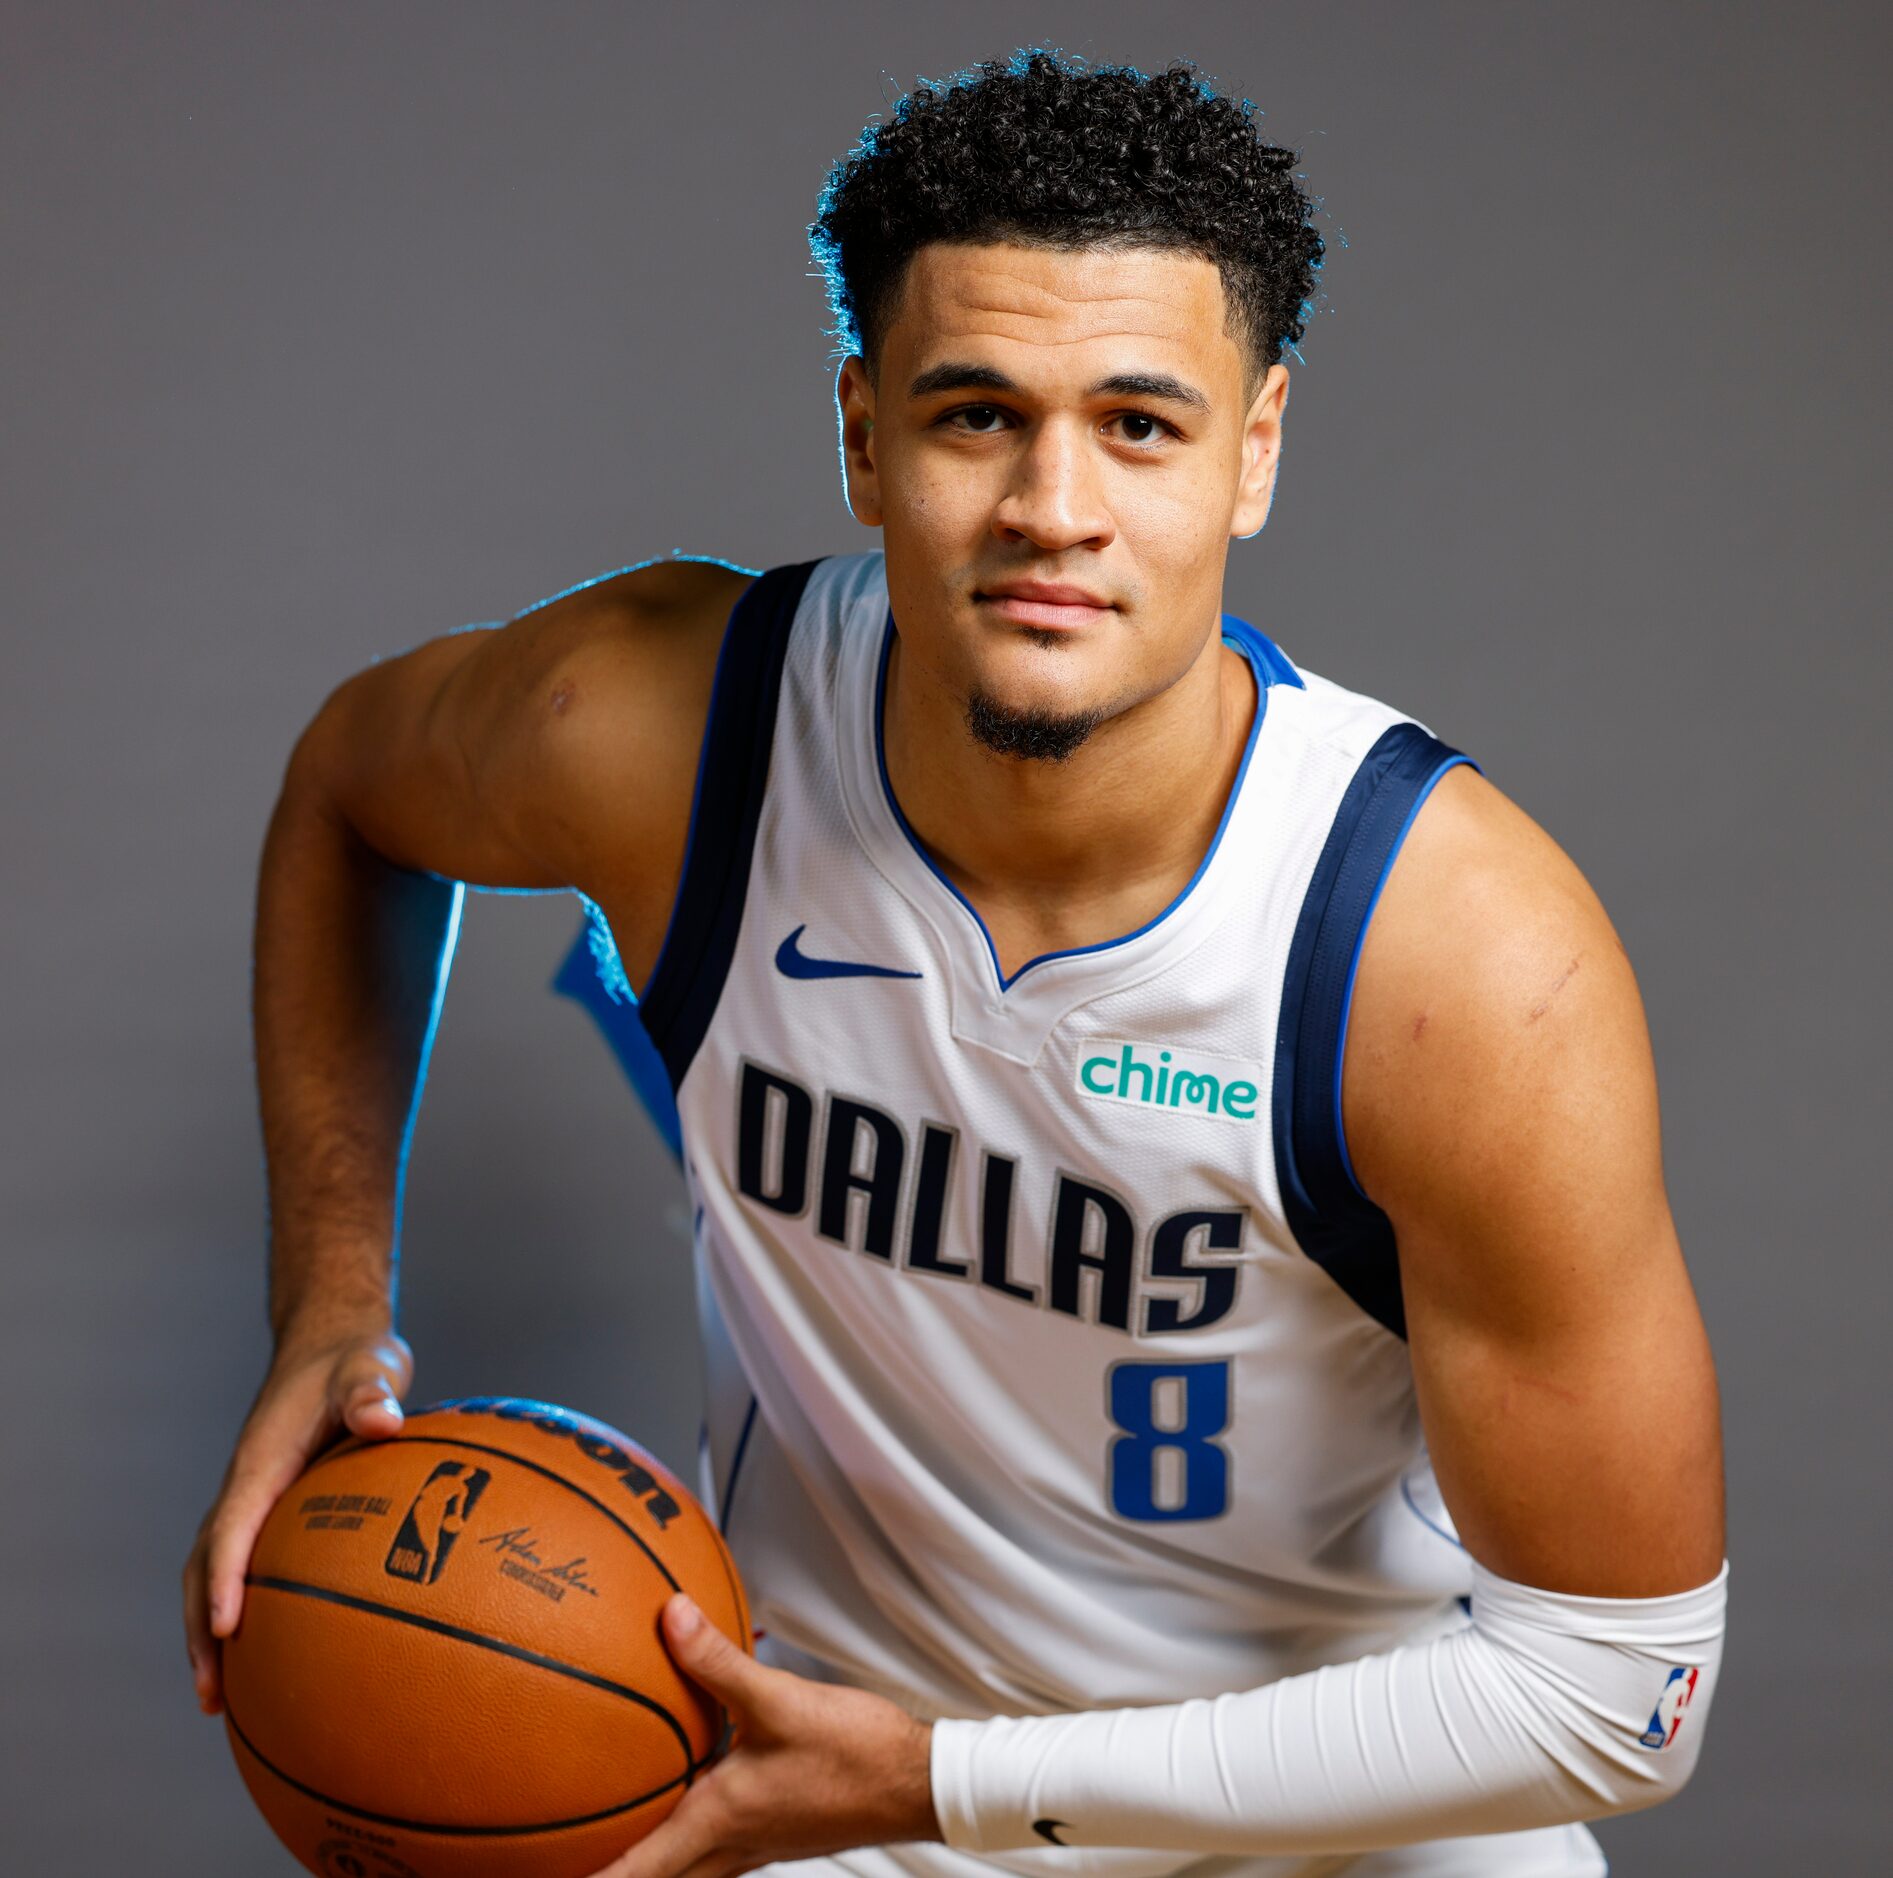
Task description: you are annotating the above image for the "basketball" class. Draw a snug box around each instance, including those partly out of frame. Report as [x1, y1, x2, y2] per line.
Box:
[222, 1396, 751, 1878]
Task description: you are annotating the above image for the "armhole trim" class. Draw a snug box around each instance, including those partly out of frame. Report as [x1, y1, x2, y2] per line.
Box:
[1271, 722, 1481, 1339]
[637, 559, 821, 1092]
[1332, 750, 1479, 1200]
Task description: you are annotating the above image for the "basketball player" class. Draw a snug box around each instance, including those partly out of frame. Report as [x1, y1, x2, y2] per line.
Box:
[183, 52, 1727, 1878]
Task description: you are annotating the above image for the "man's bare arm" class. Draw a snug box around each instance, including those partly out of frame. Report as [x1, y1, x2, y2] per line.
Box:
[184, 557, 755, 1712]
[901, 772, 1728, 1863]
[1343, 763, 1725, 1594]
[300, 557, 757, 947]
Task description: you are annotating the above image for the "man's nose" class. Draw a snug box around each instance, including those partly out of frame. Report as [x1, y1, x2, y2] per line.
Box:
[991, 419, 1115, 553]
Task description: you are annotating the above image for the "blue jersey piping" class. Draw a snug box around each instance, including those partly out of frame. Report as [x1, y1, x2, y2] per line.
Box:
[637, 560, 822, 1091]
[873, 610, 1301, 995]
[1332, 753, 1477, 1200]
[635, 570, 765, 1004]
[1271, 722, 1481, 1340]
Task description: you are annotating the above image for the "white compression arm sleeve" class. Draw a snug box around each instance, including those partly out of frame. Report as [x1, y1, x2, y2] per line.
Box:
[929, 1560, 1728, 1857]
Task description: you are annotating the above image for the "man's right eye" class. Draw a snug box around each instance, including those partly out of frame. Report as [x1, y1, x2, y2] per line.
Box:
[945, 405, 1010, 433]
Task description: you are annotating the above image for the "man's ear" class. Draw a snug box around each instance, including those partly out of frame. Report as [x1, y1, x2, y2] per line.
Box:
[836, 357, 882, 527]
[1230, 362, 1289, 541]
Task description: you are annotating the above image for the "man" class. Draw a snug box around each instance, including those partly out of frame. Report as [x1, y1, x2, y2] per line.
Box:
[183, 49, 1726, 1878]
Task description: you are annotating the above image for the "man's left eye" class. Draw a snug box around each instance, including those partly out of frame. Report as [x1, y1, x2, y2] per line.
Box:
[1113, 414, 1168, 443]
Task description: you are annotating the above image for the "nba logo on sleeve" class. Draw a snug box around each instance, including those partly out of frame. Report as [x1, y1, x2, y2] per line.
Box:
[1638, 1664, 1700, 1749]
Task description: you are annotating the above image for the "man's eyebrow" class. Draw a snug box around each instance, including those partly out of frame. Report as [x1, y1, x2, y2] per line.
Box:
[1087, 371, 1211, 415]
[906, 362, 1019, 400]
[906, 361, 1211, 415]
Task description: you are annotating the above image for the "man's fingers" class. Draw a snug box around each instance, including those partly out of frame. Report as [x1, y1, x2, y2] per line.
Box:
[203, 1440, 320, 1638]
[586, 1790, 725, 1878]
[204, 1335, 413, 1633]
[337, 1333, 413, 1437]
[662, 1596, 770, 1709]
[203, 1510, 262, 1640]
[341, 1384, 405, 1438]
[597, 1851, 748, 1878]
[185, 1331, 416, 1713]
[182, 1540, 224, 1714]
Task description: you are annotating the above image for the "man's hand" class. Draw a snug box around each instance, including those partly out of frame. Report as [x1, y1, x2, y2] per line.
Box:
[588, 1595, 940, 1878]
[182, 1323, 412, 1715]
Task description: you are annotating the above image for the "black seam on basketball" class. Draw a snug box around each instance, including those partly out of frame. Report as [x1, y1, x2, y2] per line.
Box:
[295, 1433, 682, 1592]
[224, 1696, 690, 1837]
[245, 1574, 696, 1773]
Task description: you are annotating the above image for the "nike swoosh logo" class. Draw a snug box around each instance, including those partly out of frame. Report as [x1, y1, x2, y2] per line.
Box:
[1033, 1820, 1072, 1847]
[774, 925, 922, 982]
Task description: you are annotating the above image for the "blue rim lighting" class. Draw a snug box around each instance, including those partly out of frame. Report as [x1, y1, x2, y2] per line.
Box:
[873, 610, 1282, 995]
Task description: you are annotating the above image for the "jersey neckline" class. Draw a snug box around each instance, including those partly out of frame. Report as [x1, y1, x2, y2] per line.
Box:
[870, 607, 1282, 998]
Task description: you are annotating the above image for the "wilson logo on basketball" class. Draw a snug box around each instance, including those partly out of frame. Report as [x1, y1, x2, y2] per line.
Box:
[384, 1460, 491, 1585]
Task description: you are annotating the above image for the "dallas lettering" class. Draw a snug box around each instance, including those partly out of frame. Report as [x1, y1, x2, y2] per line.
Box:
[734, 1060, 1245, 1337]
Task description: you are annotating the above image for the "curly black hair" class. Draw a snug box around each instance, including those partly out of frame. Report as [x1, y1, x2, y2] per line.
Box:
[809, 48, 1327, 388]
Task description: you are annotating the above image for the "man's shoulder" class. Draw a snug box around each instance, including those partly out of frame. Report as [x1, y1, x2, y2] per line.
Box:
[512, 555, 759, 672]
[1359, 764, 1615, 995]
[1339, 763, 1652, 1206]
[445, 556, 761, 966]
[516, 549, 889, 695]
[479, 556, 759, 790]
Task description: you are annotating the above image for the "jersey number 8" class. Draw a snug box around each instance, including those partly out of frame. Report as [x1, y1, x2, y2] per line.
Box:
[1107, 1360, 1231, 1521]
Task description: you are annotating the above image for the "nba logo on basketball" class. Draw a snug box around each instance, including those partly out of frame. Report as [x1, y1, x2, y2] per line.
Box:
[1638, 1664, 1700, 1750]
[385, 1461, 491, 1585]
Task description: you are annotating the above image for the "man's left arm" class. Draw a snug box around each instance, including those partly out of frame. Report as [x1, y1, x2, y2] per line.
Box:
[590, 767, 1728, 1877]
[1344, 761, 1725, 1603]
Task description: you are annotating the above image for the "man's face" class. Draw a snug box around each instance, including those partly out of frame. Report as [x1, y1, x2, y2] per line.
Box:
[837, 241, 1287, 758]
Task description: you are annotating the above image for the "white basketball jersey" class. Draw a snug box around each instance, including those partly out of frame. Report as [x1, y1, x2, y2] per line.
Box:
[633, 550, 1479, 1725]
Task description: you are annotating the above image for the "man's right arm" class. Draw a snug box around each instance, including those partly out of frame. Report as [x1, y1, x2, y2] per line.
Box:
[183, 556, 756, 1713]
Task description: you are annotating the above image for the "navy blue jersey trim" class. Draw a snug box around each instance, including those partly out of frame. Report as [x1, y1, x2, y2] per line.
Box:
[638, 560, 821, 1091]
[1272, 723, 1480, 1339]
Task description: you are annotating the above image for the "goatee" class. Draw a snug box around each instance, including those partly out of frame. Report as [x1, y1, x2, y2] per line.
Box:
[964, 688, 1105, 764]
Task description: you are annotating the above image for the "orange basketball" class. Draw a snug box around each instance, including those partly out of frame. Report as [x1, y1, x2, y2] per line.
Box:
[222, 1397, 751, 1878]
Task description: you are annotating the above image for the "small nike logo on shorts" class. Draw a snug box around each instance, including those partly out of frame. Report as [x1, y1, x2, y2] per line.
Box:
[1033, 1820, 1073, 1846]
[774, 924, 921, 982]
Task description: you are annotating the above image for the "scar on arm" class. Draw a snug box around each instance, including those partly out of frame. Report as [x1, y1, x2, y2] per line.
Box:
[549, 681, 576, 716]
[1411, 1011, 1429, 1042]
[1503, 1367, 1588, 1412]
[1527, 955, 1582, 1022]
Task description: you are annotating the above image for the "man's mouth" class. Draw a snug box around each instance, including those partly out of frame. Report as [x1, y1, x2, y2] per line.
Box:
[975, 580, 1115, 629]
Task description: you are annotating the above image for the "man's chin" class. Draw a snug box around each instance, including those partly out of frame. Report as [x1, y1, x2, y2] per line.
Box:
[963, 687, 1105, 763]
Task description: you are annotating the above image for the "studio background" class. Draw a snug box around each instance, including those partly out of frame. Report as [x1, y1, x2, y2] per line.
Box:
[2, 2, 1885, 1870]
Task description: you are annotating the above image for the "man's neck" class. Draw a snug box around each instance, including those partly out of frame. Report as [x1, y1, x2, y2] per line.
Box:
[880, 624, 1257, 977]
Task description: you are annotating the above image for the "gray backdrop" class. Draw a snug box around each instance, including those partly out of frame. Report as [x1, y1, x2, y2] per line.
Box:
[2, 2, 1886, 1870]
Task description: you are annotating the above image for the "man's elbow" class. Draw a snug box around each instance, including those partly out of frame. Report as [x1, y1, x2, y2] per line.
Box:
[1559, 1699, 1716, 1824]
